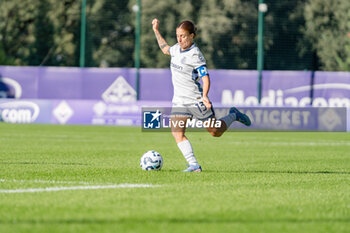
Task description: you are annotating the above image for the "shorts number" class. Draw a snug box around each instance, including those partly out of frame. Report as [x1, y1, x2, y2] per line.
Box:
[196, 101, 207, 115]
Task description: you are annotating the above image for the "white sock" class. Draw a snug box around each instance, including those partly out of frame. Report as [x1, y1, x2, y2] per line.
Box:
[219, 112, 237, 128]
[177, 140, 198, 166]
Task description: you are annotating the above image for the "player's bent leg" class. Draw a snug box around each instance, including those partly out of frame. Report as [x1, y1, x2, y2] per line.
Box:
[206, 117, 227, 137]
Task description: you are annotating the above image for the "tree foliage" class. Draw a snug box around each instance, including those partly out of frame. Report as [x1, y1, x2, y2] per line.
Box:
[264, 0, 314, 70]
[139, 0, 200, 68]
[304, 0, 350, 71]
[0, 0, 349, 71]
[0, 0, 36, 65]
[196, 0, 258, 69]
[90, 0, 134, 67]
[27, 0, 55, 66]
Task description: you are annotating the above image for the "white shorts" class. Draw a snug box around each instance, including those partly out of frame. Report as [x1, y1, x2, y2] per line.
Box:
[171, 101, 215, 120]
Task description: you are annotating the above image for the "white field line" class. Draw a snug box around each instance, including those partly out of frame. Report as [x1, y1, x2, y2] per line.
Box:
[0, 184, 160, 194]
[0, 179, 92, 185]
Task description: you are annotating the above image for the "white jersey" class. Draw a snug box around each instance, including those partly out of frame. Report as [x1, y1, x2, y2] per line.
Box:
[169, 43, 209, 105]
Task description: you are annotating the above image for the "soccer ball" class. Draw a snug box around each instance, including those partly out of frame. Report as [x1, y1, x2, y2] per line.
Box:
[140, 151, 163, 171]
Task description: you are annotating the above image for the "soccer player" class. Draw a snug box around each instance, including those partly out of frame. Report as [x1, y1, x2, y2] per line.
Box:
[152, 19, 251, 172]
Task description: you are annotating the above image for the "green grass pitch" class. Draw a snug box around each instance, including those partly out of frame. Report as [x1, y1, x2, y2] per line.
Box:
[0, 123, 349, 233]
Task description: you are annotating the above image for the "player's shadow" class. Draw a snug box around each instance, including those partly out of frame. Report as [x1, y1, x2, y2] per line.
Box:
[204, 170, 350, 175]
[1, 217, 349, 225]
[0, 161, 89, 166]
[158, 169, 350, 174]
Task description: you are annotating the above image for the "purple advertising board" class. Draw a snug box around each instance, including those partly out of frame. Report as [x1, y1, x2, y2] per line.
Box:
[312, 71, 350, 107]
[261, 71, 312, 107]
[0, 99, 347, 131]
[1, 66, 349, 108]
[0, 66, 349, 130]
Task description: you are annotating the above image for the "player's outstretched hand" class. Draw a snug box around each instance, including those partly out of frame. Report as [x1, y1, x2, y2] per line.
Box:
[152, 18, 159, 31]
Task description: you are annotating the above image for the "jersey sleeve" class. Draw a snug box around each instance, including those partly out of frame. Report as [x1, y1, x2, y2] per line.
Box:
[192, 50, 208, 78]
[169, 44, 177, 56]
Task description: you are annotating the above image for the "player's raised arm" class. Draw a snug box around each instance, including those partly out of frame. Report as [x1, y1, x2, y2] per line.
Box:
[152, 18, 170, 55]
